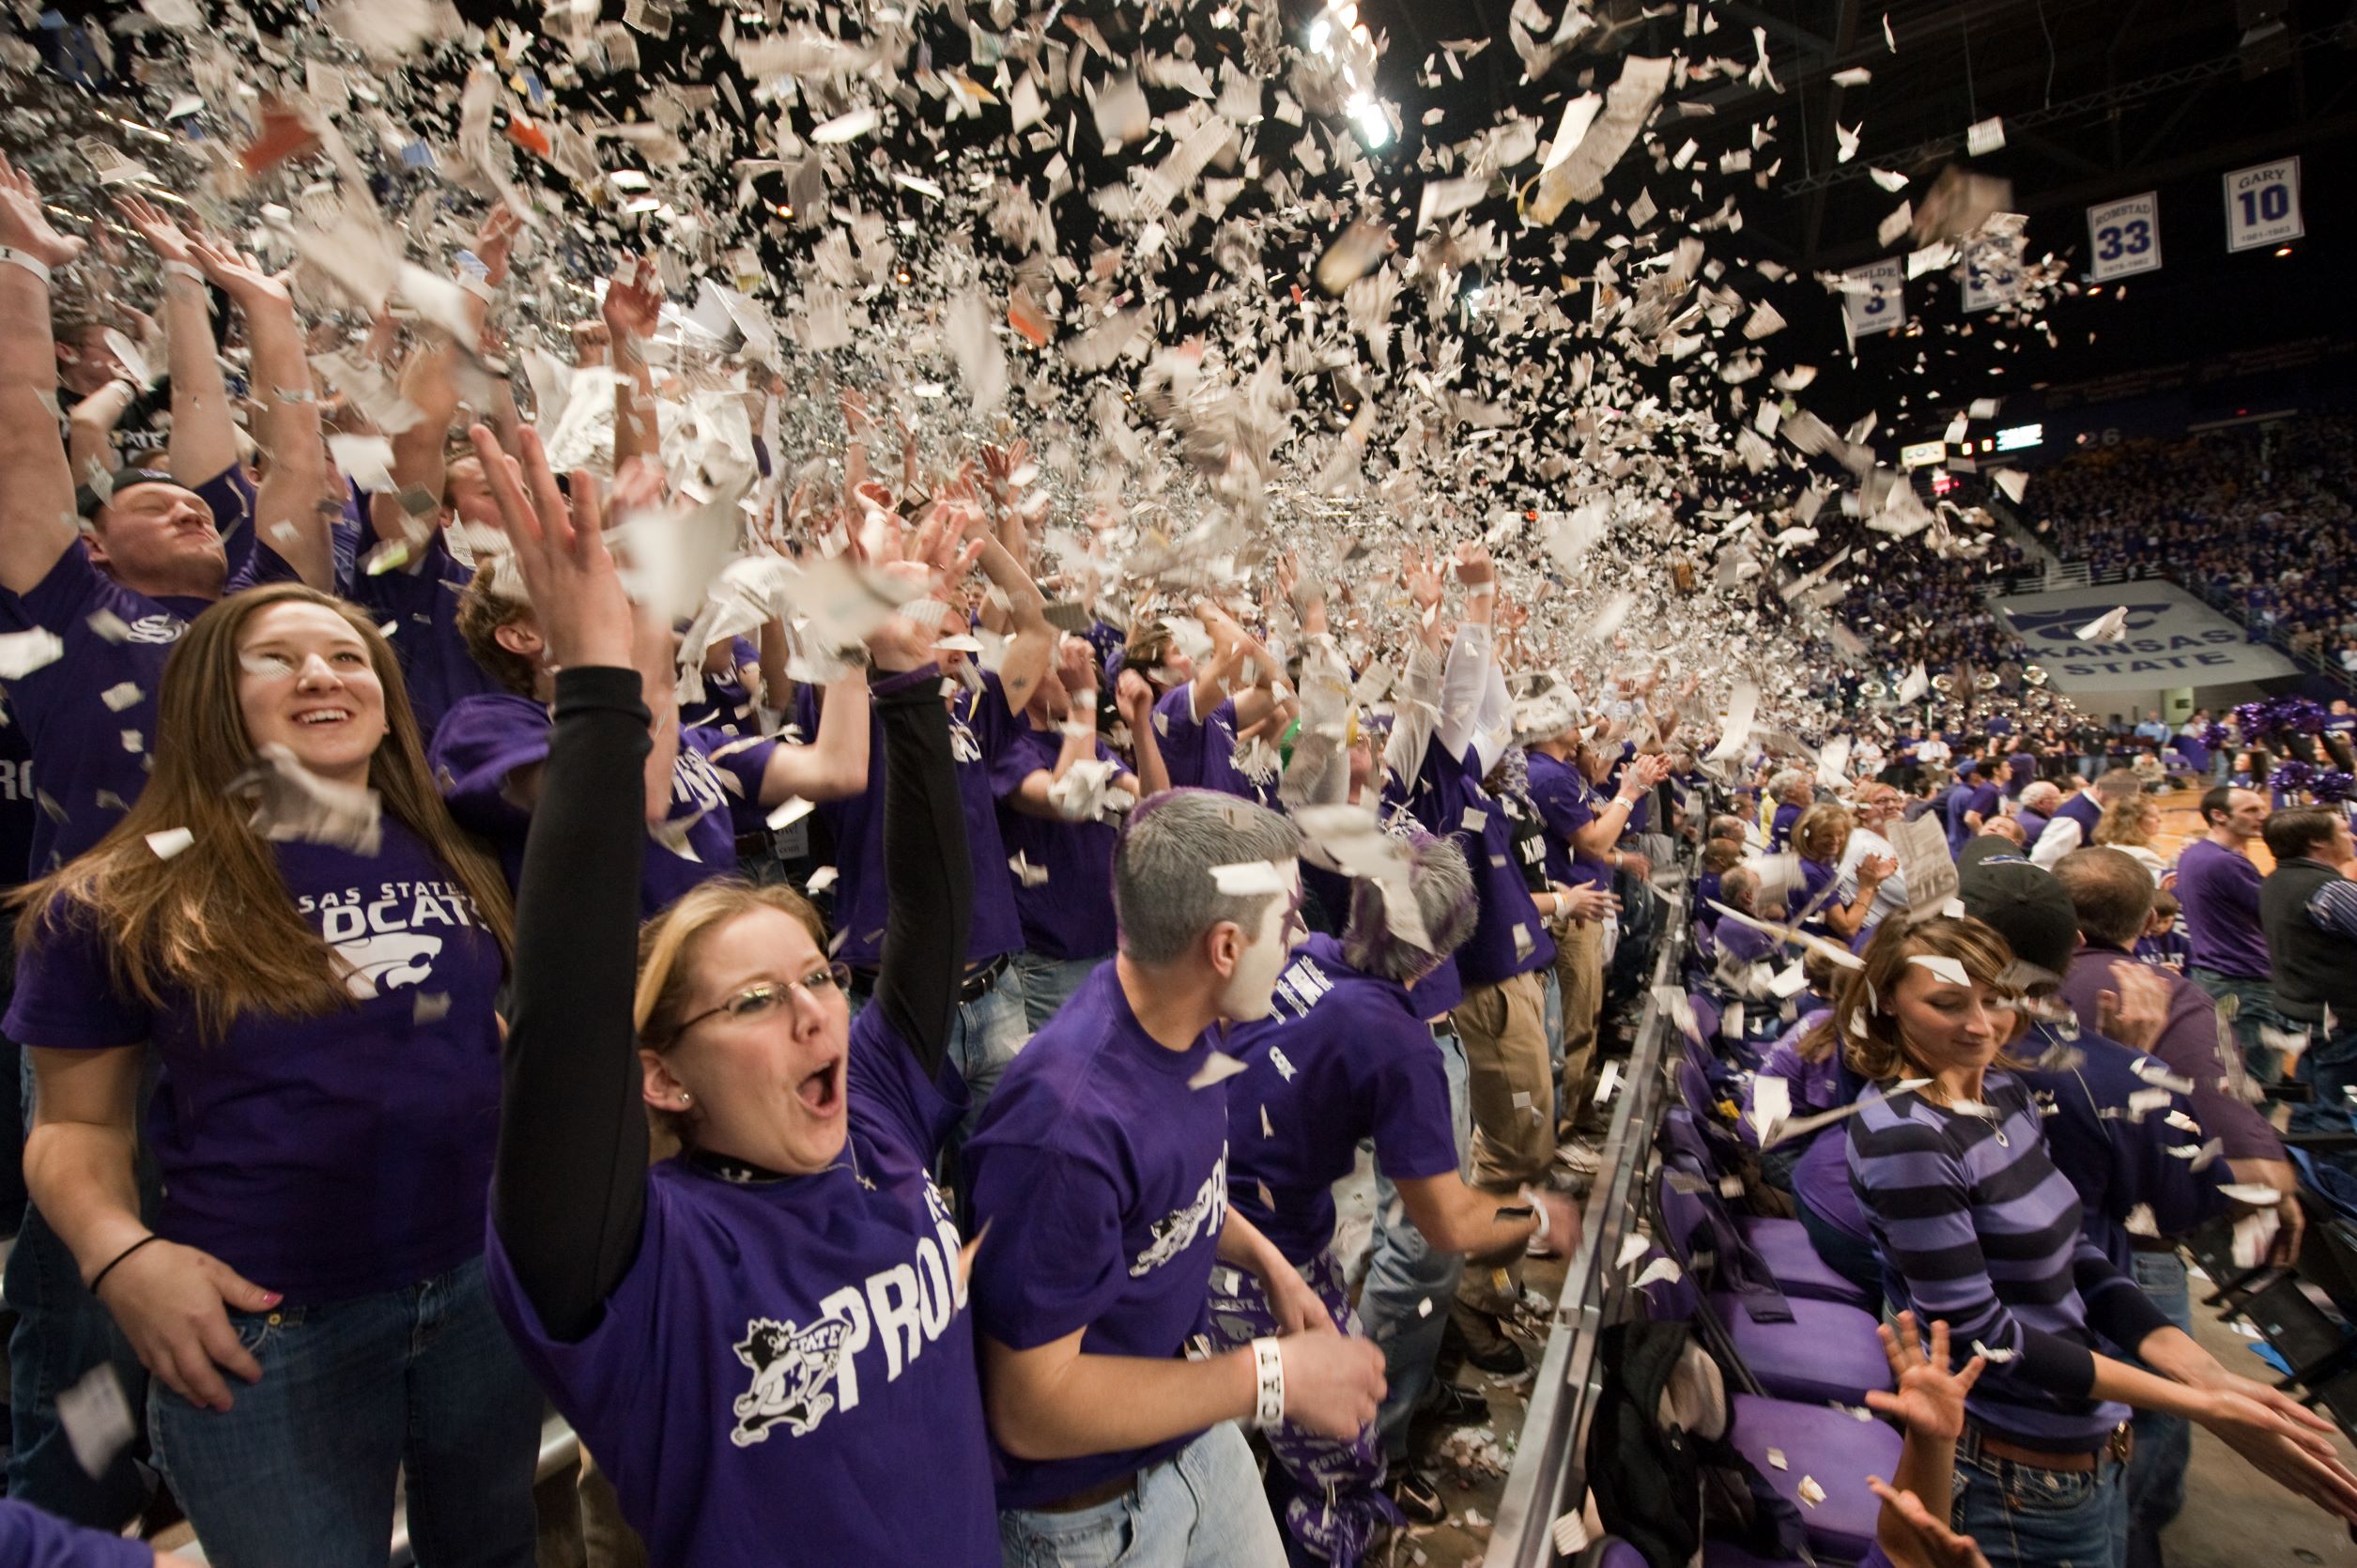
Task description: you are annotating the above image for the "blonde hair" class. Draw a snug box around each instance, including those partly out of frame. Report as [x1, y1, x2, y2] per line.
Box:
[1793, 802, 1855, 863]
[1796, 915, 2020, 1076]
[2093, 795, 2159, 850]
[634, 879, 832, 1149]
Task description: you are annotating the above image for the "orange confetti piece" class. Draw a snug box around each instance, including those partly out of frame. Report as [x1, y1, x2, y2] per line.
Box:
[504, 117, 551, 159]
[239, 102, 319, 175]
[1008, 297, 1050, 348]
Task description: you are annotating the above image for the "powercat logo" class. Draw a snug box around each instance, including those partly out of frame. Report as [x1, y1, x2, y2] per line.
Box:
[2001, 604, 2173, 641]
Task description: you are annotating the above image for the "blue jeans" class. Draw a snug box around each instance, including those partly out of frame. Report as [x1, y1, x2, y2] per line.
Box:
[7, 1049, 155, 1529]
[1795, 1196, 1885, 1314]
[2292, 1020, 2357, 1142]
[2188, 968, 2289, 1087]
[149, 1255, 541, 1568]
[2126, 1250, 2192, 1568]
[945, 963, 1029, 1143]
[1360, 1028, 1471, 1462]
[1951, 1443, 2127, 1568]
[997, 1422, 1285, 1567]
[1009, 950, 1105, 1035]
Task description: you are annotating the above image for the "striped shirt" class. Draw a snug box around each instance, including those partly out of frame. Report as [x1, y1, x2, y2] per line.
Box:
[1848, 1072, 2165, 1452]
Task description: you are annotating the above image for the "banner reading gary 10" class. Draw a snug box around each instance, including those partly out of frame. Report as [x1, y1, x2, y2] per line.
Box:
[1992, 582, 2297, 693]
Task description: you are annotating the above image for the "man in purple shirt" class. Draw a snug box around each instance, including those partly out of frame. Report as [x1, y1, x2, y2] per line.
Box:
[2030, 766, 2140, 869]
[2176, 786, 2294, 1084]
[1140, 603, 1295, 808]
[967, 790, 1385, 1562]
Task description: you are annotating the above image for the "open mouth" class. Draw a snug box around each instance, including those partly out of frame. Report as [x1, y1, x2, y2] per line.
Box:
[795, 1057, 844, 1115]
[297, 708, 353, 727]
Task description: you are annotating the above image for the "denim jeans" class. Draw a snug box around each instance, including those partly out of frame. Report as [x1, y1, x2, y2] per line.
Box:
[2188, 968, 2289, 1087]
[2292, 1021, 2357, 1142]
[1009, 950, 1105, 1035]
[7, 1048, 155, 1529]
[2126, 1250, 2193, 1568]
[1795, 1196, 1884, 1314]
[1951, 1444, 2127, 1568]
[944, 962, 1030, 1143]
[996, 1422, 1285, 1567]
[148, 1254, 541, 1568]
[1360, 1028, 1471, 1461]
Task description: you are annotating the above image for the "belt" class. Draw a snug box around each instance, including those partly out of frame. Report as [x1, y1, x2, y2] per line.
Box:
[1960, 1422, 2131, 1475]
[853, 954, 1009, 1006]
[1033, 1470, 1138, 1514]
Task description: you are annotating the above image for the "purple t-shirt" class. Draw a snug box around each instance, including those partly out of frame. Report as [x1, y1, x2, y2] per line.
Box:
[2175, 838, 2272, 978]
[965, 961, 1232, 1509]
[0, 708, 37, 885]
[800, 674, 1023, 969]
[485, 1005, 997, 1567]
[990, 725, 1127, 962]
[1388, 738, 1553, 989]
[1152, 683, 1275, 807]
[1767, 801, 1801, 853]
[1525, 749, 1610, 890]
[2058, 941, 2281, 1164]
[1717, 917, 1781, 967]
[347, 528, 504, 740]
[7, 822, 504, 1301]
[1223, 936, 1458, 1266]
[682, 636, 763, 734]
[0, 467, 292, 871]
[432, 694, 777, 918]
[0, 1498, 152, 1568]
[1794, 856, 1839, 933]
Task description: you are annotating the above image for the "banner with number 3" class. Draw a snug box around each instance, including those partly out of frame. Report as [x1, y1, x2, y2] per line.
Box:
[2086, 192, 2161, 283]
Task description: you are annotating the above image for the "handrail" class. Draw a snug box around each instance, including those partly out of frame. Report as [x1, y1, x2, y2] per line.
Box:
[1486, 880, 1691, 1567]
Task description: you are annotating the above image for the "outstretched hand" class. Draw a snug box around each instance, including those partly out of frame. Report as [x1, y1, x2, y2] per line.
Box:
[469, 423, 633, 674]
[114, 192, 195, 267]
[1863, 1314, 1982, 1443]
[0, 153, 85, 269]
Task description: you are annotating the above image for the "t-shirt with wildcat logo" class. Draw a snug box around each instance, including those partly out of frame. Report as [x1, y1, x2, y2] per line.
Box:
[6, 821, 505, 1303]
[485, 998, 997, 1566]
[965, 960, 1234, 1509]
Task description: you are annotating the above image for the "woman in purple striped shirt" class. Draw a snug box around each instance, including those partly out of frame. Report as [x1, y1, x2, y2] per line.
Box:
[1842, 916, 2357, 1565]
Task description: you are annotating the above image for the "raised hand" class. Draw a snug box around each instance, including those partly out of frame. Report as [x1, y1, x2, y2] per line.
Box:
[114, 192, 195, 267]
[1115, 667, 1157, 728]
[1863, 1477, 1991, 1568]
[1401, 547, 1444, 615]
[471, 205, 521, 287]
[0, 152, 85, 269]
[1863, 1314, 1982, 1443]
[2095, 960, 2171, 1052]
[1451, 541, 1495, 589]
[187, 237, 293, 314]
[601, 254, 664, 343]
[469, 423, 632, 673]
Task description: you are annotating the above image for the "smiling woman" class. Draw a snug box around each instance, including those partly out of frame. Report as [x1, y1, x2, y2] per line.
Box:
[3, 580, 540, 1563]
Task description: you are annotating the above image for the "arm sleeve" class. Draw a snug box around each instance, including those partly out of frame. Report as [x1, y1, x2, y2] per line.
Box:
[2029, 815, 2083, 869]
[1382, 644, 1441, 792]
[2308, 878, 2357, 944]
[1437, 623, 1490, 766]
[2073, 1239, 2175, 1355]
[490, 665, 654, 1344]
[870, 667, 972, 1082]
[1852, 1120, 2098, 1397]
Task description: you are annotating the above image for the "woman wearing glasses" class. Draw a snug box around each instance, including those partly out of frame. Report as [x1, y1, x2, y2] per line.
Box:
[471, 425, 998, 1565]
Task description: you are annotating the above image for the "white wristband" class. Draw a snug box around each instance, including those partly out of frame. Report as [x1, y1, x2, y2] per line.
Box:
[162, 260, 204, 285]
[1249, 1337, 1285, 1430]
[454, 272, 496, 302]
[1520, 1185, 1551, 1241]
[0, 248, 52, 285]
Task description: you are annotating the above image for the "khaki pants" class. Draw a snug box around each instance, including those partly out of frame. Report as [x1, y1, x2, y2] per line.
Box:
[1451, 969, 1553, 1195]
[1553, 917, 1606, 1136]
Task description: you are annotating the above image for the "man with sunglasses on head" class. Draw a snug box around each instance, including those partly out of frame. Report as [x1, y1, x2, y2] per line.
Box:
[967, 788, 1386, 1567]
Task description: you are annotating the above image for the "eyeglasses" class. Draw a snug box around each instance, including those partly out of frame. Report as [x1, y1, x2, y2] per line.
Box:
[665, 961, 853, 1042]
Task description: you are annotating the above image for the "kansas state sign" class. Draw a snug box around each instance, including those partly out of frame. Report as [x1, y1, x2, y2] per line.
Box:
[1993, 582, 2296, 693]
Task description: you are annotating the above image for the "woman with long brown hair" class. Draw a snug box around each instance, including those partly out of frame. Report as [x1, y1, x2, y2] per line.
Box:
[1841, 915, 2357, 1565]
[7, 581, 539, 1565]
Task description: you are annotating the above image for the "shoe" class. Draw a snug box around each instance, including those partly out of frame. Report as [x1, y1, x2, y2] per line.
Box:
[1555, 1141, 1603, 1176]
[1421, 1380, 1490, 1429]
[1385, 1466, 1448, 1526]
[1441, 1312, 1530, 1378]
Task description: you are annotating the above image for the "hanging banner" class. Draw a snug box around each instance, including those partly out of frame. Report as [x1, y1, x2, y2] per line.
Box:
[2223, 158, 2303, 253]
[2086, 192, 2161, 282]
[1961, 252, 2020, 314]
[1993, 582, 2297, 693]
[1842, 257, 1903, 339]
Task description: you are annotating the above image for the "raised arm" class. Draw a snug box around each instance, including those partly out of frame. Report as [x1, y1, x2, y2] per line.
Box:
[0, 155, 88, 596]
[758, 673, 870, 805]
[115, 195, 237, 491]
[603, 255, 664, 476]
[190, 239, 331, 589]
[1115, 667, 1172, 797]
[475, 423, 654, 1342]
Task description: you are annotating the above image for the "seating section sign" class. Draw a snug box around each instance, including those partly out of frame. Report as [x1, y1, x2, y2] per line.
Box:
[2223, 157, 2303, 253]
[2086, 192, 2161, 282]
[1993, 582, 2297, 693]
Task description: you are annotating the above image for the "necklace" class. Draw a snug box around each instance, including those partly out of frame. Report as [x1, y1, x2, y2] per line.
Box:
[687, 1137, 873, 1191]
[1910, 1079, 2009, 1146]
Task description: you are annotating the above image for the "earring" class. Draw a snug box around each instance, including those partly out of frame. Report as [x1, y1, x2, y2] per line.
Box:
[678, 1091, 692, 1108]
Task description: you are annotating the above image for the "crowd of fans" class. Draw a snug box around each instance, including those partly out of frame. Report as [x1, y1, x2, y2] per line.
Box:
[2028, 416, 2357, 677]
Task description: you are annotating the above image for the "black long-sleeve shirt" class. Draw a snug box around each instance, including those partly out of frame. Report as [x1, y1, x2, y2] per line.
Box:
[491, 662, 970, 1341]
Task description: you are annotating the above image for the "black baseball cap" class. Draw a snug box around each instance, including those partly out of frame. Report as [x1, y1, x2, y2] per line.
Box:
[74, 468, 177, 520]
[1957, 855, 2080, 975]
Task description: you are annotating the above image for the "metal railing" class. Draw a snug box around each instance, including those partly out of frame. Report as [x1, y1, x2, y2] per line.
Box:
[1486, 892, 1690, 1567]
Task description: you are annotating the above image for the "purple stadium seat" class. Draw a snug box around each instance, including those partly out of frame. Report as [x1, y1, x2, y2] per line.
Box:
[1739, 1214, 1877, 1311]
[1709, 1292, 1894, 1407]
[1727, 1393, 1902, 1564]
[1701, 1541, 1809, 1568]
